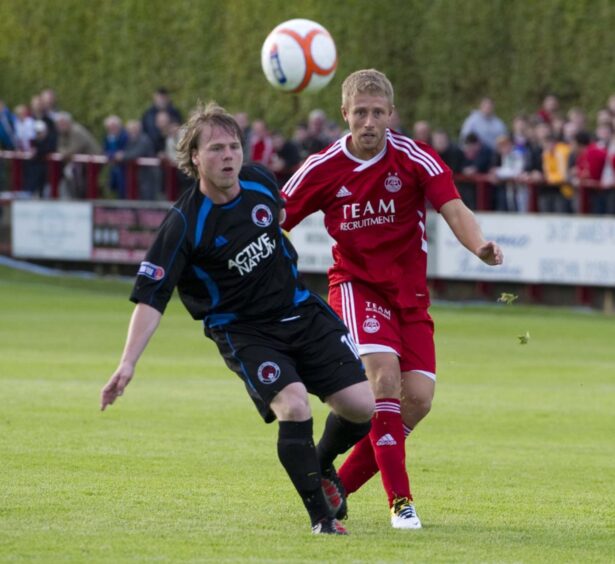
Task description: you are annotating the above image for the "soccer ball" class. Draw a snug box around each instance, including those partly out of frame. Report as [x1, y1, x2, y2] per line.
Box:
[261, 19, 337, 93]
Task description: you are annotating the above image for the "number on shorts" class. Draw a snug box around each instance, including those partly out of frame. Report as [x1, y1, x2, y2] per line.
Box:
[340, 333, 360, 359]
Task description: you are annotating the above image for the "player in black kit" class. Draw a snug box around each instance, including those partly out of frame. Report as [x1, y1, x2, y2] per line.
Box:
[100, 102, 374, 535]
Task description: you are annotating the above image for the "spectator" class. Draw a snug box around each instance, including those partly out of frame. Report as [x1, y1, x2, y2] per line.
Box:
[510, 115, 536, 171]
[596, 108, 612, 128]
[233, 111, 252, 161]
[115, 120, 160, 200]
[550, 115, 566, 141]
[24, 120, 55, 197]
[248, 119, 273, 165]
[270, 130, 301, 184]
[325, 120, 343, 142]
[566, 107, 588, 135]
[0, 100, 16, 150]
[536, 94, 560, 125]
[56, 112, 102, 199]
[571, 130, 607, 214]
[561, 119, 579, 144]
[412, 120, 431, 144]
[103, 115, 129, 198]
[13, 104, 36, 151]
[30, 95, 58, 150]
[40, 88, 61, 121]
[162, 119, 181, 163]
[511, 115, 532, 151]
[607, 93, 615, 121]
[600, 124, 615, 188]
[459, 132, 493, 209]
[432, 129, 464, 173]
[539, 133, 574, 213]
[389, 108, 409, 136]
[601, 128, 615, 214]
[302, 108, 331, 155]
[161, 119, 192, 197]
[490, 134, 529, 212]
[292, 122, 309, 161]
[594, 123, 615, 213]
[460, 96, 508, 150]
[152, 110, 175, 155]
[141, 87, 182, 154]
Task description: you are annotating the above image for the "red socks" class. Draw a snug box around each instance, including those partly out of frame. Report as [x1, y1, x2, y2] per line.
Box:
[338, 398, 412, 506]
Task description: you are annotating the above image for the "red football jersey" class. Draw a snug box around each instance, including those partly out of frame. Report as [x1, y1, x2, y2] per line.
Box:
[282, 130, 460, 308]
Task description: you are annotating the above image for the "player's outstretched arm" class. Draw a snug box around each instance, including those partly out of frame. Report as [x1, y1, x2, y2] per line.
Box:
[100, 303, 162, 411]
[439, 199, 503, 266]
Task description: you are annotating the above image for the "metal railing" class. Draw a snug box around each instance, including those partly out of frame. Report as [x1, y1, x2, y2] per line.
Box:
[0, 150, 612, 213]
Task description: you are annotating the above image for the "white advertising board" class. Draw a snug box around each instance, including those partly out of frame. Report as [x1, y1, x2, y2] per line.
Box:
[291, 211, 335, 273]
[12, 201, 92, 260]
[434, 213, 615, 286]
[290, 210, 615, 287]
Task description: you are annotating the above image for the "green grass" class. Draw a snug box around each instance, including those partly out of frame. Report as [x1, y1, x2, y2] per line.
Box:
[1, 265, 614, 563]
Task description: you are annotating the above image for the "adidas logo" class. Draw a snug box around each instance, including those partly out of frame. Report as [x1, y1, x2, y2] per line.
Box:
[376, 433, 397, 446]
[336, 186, 352, 198]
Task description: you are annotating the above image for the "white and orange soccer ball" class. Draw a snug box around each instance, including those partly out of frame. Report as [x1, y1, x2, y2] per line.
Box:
[261, 18, 337, 93]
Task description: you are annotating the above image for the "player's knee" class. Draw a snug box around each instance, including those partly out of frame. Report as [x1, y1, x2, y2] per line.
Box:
[359, 394, 376, 421]
[402, 393, 432, 420]
[370, 369, 401, 398]
[342, 395, 375, 423]
[271, 385, 311, 421]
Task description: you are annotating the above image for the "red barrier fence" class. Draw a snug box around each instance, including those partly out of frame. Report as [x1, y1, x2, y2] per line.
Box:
[0, 150, 612, 214]
[0, 151, 181, 202]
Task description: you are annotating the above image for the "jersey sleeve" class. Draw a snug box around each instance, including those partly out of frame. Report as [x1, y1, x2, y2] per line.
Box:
[130, 207, 191, 314]
[414, 141, 461, 211]
[279, 158, 324, 230]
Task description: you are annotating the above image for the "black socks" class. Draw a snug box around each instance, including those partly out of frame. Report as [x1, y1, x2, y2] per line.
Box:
[277, 419, 329, 525]
[316, 412, 372, 472]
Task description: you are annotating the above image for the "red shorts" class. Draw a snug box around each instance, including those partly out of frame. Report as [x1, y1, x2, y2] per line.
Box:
[329, 281, 436, 379]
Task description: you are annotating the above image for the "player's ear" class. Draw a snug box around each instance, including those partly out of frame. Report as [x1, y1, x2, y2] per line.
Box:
[341, 105, 348, 122]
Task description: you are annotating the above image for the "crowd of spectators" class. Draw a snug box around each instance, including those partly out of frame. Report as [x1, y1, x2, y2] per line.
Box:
[1, 88, 615, 214]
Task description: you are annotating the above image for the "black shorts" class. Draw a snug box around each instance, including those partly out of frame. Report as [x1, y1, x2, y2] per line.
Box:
[205, 296, 367, 423]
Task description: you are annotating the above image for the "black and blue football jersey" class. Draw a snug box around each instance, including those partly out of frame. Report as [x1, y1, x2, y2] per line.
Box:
[130, 165, 309, 327]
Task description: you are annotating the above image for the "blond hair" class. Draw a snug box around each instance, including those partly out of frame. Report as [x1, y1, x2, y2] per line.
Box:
[341, 69, 394, 109]
[176, 101, 243, 179]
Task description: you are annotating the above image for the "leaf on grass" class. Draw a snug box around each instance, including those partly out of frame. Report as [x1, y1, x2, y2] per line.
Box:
[518, 331, 530, 345]
[498, 292, 519, 305]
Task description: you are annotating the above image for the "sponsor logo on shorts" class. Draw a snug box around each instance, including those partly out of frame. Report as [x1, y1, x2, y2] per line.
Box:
[365, 301, 391, 320]
[251, 204, 273, 227]
[137, 261, 165, 281]
[257, 361, 281, 384]
[362, 316, 380, 334]
[384, 172, 402, 193]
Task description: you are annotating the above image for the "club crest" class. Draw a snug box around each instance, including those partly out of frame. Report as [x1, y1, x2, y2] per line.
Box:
[384, 172, 402, 193]
[252, 204, 273, 227]
[257, 361, 281, 384]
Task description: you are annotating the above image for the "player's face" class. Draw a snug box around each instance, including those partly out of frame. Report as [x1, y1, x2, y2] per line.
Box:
[342, 94, 393, 160]
[193, 125, 243, 202]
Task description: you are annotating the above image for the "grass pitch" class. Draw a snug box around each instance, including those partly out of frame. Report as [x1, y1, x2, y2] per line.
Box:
[0, 265, 613, 563]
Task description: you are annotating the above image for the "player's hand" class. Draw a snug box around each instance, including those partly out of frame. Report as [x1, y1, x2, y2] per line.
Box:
[100, 363, 135, 411]
[476, 241, 503, 266]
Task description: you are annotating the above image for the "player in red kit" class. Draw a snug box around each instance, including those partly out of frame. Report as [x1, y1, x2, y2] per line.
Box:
[281, 69, 503, 529]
